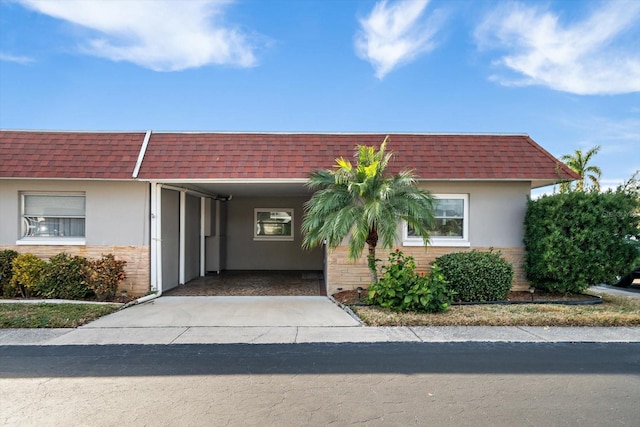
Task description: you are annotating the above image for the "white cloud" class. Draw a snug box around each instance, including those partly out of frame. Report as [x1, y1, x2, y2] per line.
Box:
[17, 0, 257, 71]
[0, 52, 34, 64]
[355, 0, 444, 79]
[475, 1, 640, 95]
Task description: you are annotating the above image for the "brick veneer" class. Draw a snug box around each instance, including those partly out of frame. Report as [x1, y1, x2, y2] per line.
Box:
[326, 246, 529, 295]
[0, 245, 150, 297]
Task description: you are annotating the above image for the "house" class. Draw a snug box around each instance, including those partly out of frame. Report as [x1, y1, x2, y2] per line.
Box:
[0, 130, 579, 297]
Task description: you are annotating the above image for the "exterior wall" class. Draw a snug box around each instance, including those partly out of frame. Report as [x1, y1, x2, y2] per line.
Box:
[425, 181, 529, 247]
[0, 180, 150, 245]
[326, 181, 531, 295]
[225, 196, 323, 270]
[0, 179, 151, 296]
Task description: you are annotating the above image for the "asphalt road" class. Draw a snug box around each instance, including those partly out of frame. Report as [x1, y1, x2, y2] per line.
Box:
[2, 342, 639, 426]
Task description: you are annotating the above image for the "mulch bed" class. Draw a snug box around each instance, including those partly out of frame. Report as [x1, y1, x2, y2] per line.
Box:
[332, 289, 600, 306]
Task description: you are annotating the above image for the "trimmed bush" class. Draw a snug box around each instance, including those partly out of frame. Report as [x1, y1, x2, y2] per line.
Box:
[524, 190, 640, 293]
[435, 250, 514, 302]
[368, 249, 454, 312]
[0, 249, 19, 297]
[40, 253, 92, 300]
[87, 254, 127, 301]
[10, 253, 47, 298]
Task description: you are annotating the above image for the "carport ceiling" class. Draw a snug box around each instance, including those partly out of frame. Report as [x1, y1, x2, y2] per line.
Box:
[183, 182, 314, 198]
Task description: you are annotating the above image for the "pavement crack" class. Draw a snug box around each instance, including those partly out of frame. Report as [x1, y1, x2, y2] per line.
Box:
[407, 326, 423, 342]
[248, 328, 270, 343]
[169, 327, 190, 344]
[516, 326, 548, 341]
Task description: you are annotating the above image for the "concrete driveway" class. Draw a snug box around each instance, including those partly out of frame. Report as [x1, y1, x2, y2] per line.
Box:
[85, 296, 360, 328]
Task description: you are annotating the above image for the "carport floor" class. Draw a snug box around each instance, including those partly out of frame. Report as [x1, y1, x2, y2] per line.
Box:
[163, 270, 326, 296]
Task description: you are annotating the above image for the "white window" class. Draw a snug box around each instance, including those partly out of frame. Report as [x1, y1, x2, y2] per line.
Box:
[18, 193, 86, 245]
[403, 194, 469, 247]
[254, 208, 294, 241]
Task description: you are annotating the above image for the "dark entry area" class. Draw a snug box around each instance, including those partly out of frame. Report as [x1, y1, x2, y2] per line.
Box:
[164, 270, 326, 296]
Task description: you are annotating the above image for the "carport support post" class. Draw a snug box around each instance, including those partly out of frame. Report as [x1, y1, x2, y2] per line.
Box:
[150, 182, 162, 294]
[179, 190, 186, 285]
[200, 196, 206, 277]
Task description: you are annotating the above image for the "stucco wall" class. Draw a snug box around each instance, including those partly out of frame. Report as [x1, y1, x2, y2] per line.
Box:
[419, 181, 529, 247]
[225, 196, 323, 270]
[0, 179, 149, 245]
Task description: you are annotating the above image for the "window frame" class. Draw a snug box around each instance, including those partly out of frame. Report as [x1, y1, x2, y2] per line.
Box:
[253, 208, 294, 241]
[17, 192, 87, 246]
[403, 194, 470, 247]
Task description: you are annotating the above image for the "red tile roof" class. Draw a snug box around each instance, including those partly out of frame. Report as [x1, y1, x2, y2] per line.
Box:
[0, 131, 579, 182]
[138, 133, 579, 181]
[0, 131, 146, 179]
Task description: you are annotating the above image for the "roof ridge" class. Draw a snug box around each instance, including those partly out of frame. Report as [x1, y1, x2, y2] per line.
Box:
[0, 129, 148, 134]
[0, 129, 530, 137]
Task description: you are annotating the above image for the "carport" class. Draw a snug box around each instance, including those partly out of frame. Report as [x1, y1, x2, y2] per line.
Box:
[147, 180, 325, 296]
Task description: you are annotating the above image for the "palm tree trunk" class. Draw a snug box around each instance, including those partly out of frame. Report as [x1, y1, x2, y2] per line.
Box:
[366, 227, 379, 283]
[367, 244, 378, 284]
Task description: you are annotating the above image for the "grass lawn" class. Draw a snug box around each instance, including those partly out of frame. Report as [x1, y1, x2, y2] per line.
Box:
[352, 294, 640, 327]
[0, 303, 121, 328]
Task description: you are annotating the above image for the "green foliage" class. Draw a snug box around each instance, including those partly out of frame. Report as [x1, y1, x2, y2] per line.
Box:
[302, 137, 435, 283]
[40, 253, 92, 300]
[10, 254, 47, 298]
[524, 190, 640, 293]
[87, 254, 127, 301]
[436, 250, 514, 302]
[0, 250, 19, 297]
[3, 251, 127, 301]
[368, 249, 454, 312]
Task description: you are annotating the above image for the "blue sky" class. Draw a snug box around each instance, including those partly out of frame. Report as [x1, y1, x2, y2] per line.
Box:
[1, 0, 638, 191]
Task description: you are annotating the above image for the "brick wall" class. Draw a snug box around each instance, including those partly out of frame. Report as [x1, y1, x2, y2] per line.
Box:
[0, 245, 150, 297]
[326, 246, 529, 295]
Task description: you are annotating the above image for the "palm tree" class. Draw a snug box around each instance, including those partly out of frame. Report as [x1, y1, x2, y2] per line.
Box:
[301, 137, 435, 283]
[560, 145, 602, 192]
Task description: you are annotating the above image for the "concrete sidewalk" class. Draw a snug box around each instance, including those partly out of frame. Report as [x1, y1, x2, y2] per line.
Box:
[1, 290, 640, 346]
[1, 325, 639, 346]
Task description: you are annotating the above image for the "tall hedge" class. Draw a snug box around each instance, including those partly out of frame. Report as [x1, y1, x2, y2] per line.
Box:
[524, 190, 640, 293]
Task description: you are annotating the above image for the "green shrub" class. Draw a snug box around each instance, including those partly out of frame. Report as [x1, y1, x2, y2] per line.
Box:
[368, 249, 454, 312]
[0, 250, 19, 297]
[524, 190, 640, 293]
[10, 253, 47, 298]
[435, 250, 514, 302]
[40, 253, 92, 300]
[87, 254, 127, 301]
